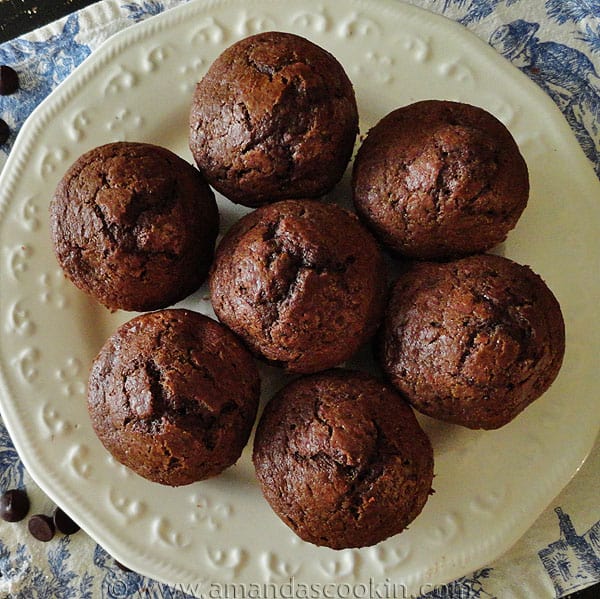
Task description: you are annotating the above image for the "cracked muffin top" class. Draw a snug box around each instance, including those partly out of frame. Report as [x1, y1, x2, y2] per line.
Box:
[209, 199, 386, 374]
[380, 254, 565, 429]
[252, 369, 434, 549]
[50, 142, 219, 311]
[189, 31, 358, 207]
[352, 100, 529, 259]
[88, 309, 260, 486]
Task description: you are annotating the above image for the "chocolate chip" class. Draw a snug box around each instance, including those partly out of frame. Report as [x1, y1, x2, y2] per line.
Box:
[53, 507, 80, 535]
[0, 65, 19, 95]
[0, 119, 9, 145]
[28, 514, 56, 542]
[0, 489, 30, 522]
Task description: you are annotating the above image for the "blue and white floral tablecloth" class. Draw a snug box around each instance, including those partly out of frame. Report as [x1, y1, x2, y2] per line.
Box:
[1, 1, 599, 598]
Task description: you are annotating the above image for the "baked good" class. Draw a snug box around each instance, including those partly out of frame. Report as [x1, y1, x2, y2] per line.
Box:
[87, 309, 260, 486]
[50, 142, 219, 311]
[209, 199, 386, 373]
[189, 31, 358, 207]
[352, 100, 529, 259]
[252, 369, 434, 549]
[379, 254, 565, 429]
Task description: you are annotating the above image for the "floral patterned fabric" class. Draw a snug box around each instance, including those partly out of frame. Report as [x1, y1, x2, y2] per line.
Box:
[0, 1, 599, 598]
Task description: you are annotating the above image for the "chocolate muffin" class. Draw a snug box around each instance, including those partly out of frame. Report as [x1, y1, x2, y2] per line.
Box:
[189, 31, 358, 207]
[88, 309, 260, 486]
[253, 369, 434, 549]
[209, 200, 386, 373]
[352, 100, 529, 259]
[380, 254, 565, 429]
[50, 142, 219, 311]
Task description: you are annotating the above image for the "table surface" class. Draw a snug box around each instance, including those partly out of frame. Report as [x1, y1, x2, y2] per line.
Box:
[0, 0, 100, 43]
[0, 1, 598, 598]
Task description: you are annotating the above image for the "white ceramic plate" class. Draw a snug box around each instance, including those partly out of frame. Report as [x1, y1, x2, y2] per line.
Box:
[1, 0, 599, 594]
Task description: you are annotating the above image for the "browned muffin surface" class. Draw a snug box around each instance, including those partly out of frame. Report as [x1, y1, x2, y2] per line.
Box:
[209, 199, 386, 373]
[352, 100, 529, 259]
[189, 31, 358, 207]
[88, 309, 260, 486]
[253, 369, 434, 549]
[50, 142, 219, 311]
[380, 254, 565, 429]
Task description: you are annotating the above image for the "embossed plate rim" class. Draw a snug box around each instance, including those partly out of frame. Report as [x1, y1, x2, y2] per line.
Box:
[0, 0, 599, 593]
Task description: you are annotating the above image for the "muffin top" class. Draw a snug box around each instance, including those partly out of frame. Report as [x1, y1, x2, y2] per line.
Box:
[190, 31, 358, 207]
[88, 309, 260, 486]
[353, 100, 529, 259]
[380, 254, 565, 429]
[253, 369, 434, 549]
[209, 199, 386, 373]
[50, 142, 219, 311]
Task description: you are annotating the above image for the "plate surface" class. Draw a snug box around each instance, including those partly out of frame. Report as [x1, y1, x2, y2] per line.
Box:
[0, 0, 599, 593]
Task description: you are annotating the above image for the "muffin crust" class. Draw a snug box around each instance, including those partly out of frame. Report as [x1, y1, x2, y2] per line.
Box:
[50, 142, 219, 311]
[88, 309, 260, 485]
[253, 369, 434, 548]
[190, 31, 358, 207]
[210, 200, 386, 373]
[380, 254, 565, 429]
[353, 100, 529, 259]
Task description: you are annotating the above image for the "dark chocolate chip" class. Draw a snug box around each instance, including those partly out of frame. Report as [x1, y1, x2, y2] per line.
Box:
[0, 119, 9, 145]
[0, 489, 30, 522]
[53, 507, 80, 535]
[28, 514, 56, 542]
[0, 65, 19, 95]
